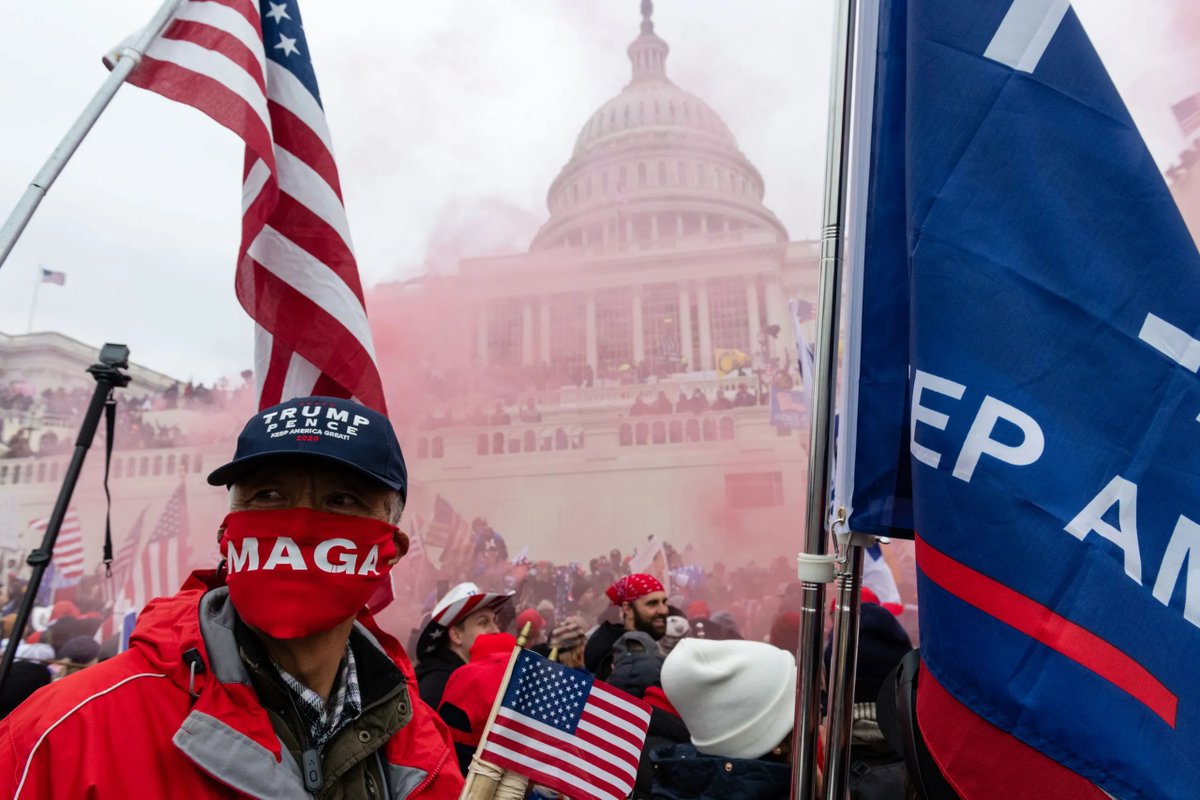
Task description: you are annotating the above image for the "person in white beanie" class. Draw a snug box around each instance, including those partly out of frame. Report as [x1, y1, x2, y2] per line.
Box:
[648, 638, 803, 799]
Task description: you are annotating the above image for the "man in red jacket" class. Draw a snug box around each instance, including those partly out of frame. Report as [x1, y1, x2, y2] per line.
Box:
[0, 396, 464, 799]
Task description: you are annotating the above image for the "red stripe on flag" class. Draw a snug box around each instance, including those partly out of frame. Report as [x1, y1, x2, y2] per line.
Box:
[917, 667, 1110, 800]
[192, 0, 263, 37]
[487, 726, 625, 800]
[916, 534, 1178, 726]
[239, 261, 386, 409]
[259, 337, 294, 411]
[162, 19, 266, 94]
[129, 57, 275, 171]
[270, 192, 363, 303]
[267, 100, 345, 200]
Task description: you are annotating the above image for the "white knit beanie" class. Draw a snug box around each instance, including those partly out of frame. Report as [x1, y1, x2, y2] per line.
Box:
[661, 638, 797, 760]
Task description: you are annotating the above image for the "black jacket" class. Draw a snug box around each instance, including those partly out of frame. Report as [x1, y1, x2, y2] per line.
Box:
[649, 743, 791, 800]
[584, 621, 626, 678]
[414, 648, 464, 708]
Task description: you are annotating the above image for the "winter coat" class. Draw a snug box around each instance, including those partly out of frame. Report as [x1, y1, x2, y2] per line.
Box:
[649, 743, 791, 800]
[0, 572, 463, 799]
[583, 621, 626, 678]
[631, 708, 690, 799]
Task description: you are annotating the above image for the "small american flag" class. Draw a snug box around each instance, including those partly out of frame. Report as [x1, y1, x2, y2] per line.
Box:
[1172, 91, 1200, 138]
[128, 484, 189, 610]
[40, 268, 66, 286]
[30, 509, 84, 585]
[479, 649, 651, 800]
[117, 0, 387, 411]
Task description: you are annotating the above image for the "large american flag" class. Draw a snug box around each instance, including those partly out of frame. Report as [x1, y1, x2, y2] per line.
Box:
[127, 484, 190, 610]
[478, 649, 651, 800]
[29, 509, 84, 585]
[120, 0, 386, 411]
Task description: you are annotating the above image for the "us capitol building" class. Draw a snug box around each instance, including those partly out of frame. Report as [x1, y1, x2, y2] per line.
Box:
[0, 4, 820, 571]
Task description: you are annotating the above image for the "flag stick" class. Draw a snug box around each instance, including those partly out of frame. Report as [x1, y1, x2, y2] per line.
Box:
[790, 0, 864, 796]
[459, 646, 522, 800]
[0, 0, 182, 270]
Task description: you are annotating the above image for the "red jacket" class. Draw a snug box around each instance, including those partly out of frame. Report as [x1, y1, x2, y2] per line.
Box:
[0, 572, 464, 799]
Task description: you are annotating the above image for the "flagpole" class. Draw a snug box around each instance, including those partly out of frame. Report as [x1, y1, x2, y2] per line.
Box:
[26, 268, 42, 333]
[821, 537, 866, 799]
[790, 0, 863, 796]
[0, 0, 182, 270]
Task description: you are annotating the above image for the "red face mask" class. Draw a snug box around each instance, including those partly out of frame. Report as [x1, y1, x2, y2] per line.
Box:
[219, 508, 401, 640]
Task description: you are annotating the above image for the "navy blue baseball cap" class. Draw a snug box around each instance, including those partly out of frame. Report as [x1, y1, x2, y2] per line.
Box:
[206, 396, 407, 498]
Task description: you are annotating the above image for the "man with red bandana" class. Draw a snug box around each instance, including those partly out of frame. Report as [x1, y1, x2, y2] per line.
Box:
[584, 573, 669, 679]
[0, 396, 463, 799]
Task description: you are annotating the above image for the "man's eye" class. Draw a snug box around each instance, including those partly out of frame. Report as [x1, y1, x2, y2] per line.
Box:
[327, 493, 360, 507]
[253, 489, 284, 502]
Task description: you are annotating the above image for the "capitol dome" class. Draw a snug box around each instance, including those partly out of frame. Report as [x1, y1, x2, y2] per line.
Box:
[530, 1, 788, 252]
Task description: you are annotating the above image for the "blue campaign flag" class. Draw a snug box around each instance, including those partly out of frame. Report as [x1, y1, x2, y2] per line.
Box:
[837, 0, 1200, 796]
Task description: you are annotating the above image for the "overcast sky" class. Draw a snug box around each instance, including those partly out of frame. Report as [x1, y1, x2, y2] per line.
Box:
[0, 1, 1196, 383]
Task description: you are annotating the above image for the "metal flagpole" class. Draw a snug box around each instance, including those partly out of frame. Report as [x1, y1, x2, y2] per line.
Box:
[790, 0, 862, 796]
[26, 268, 42, 333]
[822, 535, 867, 799]
[0, 0, 182, 270]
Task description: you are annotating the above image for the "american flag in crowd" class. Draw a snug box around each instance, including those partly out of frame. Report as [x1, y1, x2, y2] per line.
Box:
[105, 507, 146, 605]
[126, 484, 190, 611]
[1172, 91, 1200, 138]
[117, 0, 386, 411]
[29, 509, 84, 586]
[478, 649, 651, 800]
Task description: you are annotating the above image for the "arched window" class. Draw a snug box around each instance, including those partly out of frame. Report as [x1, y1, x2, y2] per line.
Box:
[638, 162, 647, 187]
[36, 463, 46, 483]
[619, 424, 633, 446]
[139, 456, 149, 476]
[678, 161, 687, 186]
[417, 438, 429, 459]
[127, 457, 138, 477]
[669, 420, 683, 443]
[166, 454, 176, 474]
[636, 423, 649, 445]
[555, 428, 569, 450]
[540, 429, 554, 451]
[686, 419, 701, 442]
[113, 458, 123, 479]
[153, 455, 163, 476]
[493, 432, 506, 454]
[703, 419, 718, 441]
[652, 421, 666, 444]
[657, 162, 667, 185]
[719, 417, 735, 440]
[523, 430, 536, 452]
[432, 437, 444, 458]
[477, 433, 489, 455]
[49, 462, 59, 482]
[697, 163, 706, 187]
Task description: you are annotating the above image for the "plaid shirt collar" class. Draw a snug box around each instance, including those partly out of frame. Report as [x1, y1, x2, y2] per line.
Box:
[272, 643, 362, 750]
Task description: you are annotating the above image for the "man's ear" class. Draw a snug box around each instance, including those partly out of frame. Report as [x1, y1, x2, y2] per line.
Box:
[448, 623, 464, 648]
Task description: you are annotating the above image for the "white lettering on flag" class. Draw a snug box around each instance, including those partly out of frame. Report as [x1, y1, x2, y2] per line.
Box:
[1138, 313, 1200, 373]
[983, 0, 1071, 73]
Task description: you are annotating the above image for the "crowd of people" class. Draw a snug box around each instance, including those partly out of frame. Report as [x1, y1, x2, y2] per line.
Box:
[0, 376, 255, 459]
[0, 394, 930, 799]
